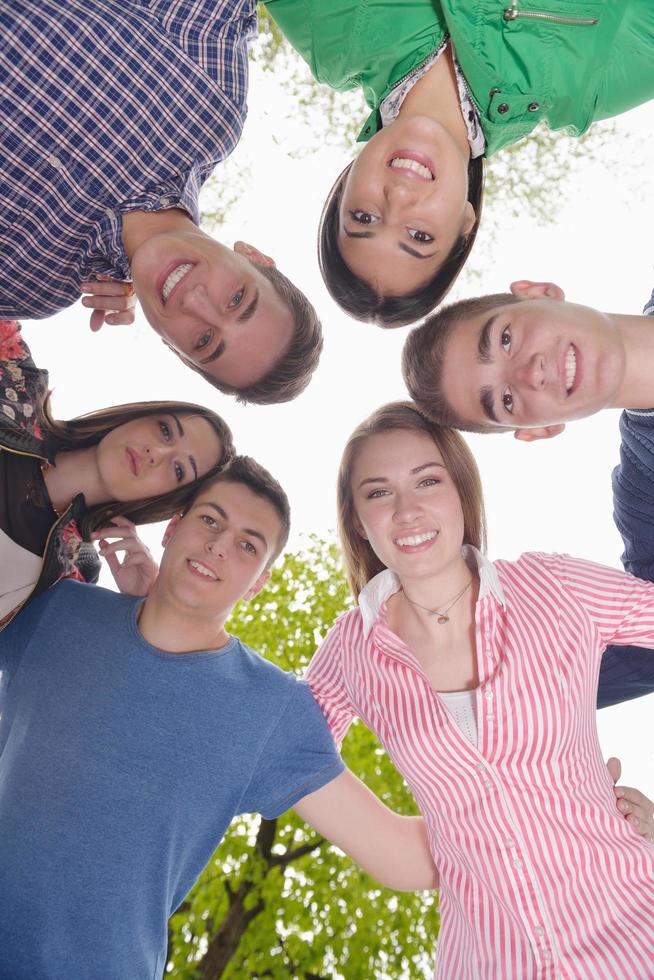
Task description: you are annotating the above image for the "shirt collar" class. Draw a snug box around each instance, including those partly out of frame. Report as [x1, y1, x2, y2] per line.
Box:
[358, 545, 505, 639]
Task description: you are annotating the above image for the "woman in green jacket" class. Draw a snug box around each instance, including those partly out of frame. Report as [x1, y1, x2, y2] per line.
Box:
[265, 0, 653, 326]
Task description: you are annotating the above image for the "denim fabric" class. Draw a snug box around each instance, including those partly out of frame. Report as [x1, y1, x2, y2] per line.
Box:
[599, 291, 654, 708]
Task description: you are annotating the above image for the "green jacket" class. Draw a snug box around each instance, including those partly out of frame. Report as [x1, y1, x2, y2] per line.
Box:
[263, 0, 654, 156]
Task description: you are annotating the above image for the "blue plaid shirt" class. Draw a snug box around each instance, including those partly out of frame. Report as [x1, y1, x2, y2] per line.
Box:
[0, 0, 256, 319]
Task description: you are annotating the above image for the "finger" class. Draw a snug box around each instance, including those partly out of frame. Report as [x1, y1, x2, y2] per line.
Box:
[615, 785, 651, 809]
[118, 553, 151, 568]
[104, 551, 122, 575]
[89, 309, 106, 333]
[98, 539, 139, 558]
[80, 279, 135, 296]
[606, 757, 622, 784]
[93, 517, 136, 535]
[105, 310, 136, 326]
[82, 295, 134, 312]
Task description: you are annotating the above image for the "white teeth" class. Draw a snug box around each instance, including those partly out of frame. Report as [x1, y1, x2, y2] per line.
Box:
[162, 263, 193, 302]
[390, 157, 433, 180]
[395, 531, 437, 547]
[189, 560, 217, 580]
[565, 345, 577, 393]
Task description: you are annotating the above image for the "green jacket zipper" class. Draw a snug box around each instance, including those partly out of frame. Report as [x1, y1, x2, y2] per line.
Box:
[503, 3, 598, 26]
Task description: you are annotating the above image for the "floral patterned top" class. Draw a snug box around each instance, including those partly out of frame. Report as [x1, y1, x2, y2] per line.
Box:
[0, 320, 98, 629]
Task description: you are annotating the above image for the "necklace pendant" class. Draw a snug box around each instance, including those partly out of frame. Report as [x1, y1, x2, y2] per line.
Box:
[436, 614, 449, 624]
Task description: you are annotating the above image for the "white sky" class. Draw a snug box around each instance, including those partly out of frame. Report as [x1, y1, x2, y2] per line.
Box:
[22, 71, 654, 798]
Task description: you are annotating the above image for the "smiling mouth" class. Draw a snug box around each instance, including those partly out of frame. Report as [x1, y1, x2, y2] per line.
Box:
[162, 263, 193, 304]
[388, 152, 434, 181]
[394, 530, 438, 548]
[187, 559, 219, 581]
[565, 344, 577, 394]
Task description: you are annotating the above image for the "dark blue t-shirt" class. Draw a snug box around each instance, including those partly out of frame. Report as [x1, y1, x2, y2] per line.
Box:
[0, 581, 343, 979]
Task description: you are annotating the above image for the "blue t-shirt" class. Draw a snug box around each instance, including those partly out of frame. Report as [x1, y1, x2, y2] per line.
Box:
[0, 581, 343, 979]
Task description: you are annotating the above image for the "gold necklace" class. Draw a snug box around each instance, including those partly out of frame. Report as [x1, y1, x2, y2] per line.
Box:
[401, 578, 473, 624]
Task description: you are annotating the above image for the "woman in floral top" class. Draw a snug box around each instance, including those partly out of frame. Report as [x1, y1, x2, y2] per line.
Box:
[0, 320, 235, 627]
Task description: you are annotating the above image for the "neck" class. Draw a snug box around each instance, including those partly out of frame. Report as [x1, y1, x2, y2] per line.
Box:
[397, 46, 471, 165]
[610, 312, 654, 409]
[45, 446, 105, 513]
[121, 207, 194, 262]
[138, 584, 231, 654]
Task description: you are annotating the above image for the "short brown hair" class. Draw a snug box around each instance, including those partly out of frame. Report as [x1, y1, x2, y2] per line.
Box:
[188, 455, 291, 565]
[318, 157, 484, 328]
[190, 264, 323, 405]
[402, 293, 521, 433]
[337, 401, 486, 599]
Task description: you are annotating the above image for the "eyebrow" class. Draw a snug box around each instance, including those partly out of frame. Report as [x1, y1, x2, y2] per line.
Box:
[170, 413, 198, 481]
[343, 227, 436, 260]
[477, 316, 496, 364]
[480, 386, 499, 425]
[201, 502, 268, 549]
[200, 339, 226, 365]
[237, 289, 259, 323]
[357, 461, 446, 489]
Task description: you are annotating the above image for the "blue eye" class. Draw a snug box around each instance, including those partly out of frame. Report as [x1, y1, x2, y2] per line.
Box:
[196, 331, 212, 350]
[229, 288, 245, 309]
[241, 540, 256, 555]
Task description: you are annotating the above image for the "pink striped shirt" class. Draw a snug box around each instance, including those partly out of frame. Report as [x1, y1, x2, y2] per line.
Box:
[305, 549, 654, 979]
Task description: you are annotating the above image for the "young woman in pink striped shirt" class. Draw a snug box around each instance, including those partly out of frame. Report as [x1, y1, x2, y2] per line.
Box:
[306, 401, 654, 979]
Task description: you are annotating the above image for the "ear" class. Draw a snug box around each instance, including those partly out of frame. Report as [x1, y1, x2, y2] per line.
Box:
[509, 280, 565, 302]
[233, 241, 276, 268]
[462, 201, 476, 238]
[242, 569, 271, 602]
[514, 423, 566, 442]
[162, 513, 182, 547]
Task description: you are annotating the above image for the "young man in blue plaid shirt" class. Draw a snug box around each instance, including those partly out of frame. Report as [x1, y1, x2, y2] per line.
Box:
[0, 0, 322, 405]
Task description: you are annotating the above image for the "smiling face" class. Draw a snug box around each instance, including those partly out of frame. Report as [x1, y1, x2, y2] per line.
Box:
[350, 428, 466, 586]
[158, 480, 281, 617]
[129, 232, 293, 388]
[96, 412, 224, 502]
[338, 116, 475, 296]
[440, 296, 626, 433]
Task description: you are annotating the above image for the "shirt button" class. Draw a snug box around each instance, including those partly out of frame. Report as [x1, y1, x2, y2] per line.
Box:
[528, 101, 540, 111]
[485, 691, 494, 700]
[47, 154, 63, 169]
[484, 778, 493, 788]
[543, 949, 552, 961]
[475, 762, 485, 771]
[513, 858, 523, 869]
[535, 926, 544, 937]
[159, 196, 171, 206]
[497, 103, 509, 114]
[505, 838, 515, 849]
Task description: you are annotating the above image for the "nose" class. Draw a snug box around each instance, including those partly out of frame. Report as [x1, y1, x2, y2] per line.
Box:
[383, 178, 419, 213]
[393, 491, 422, 525]
[179, 283, 218, 324]
[205, 531, 227, 560]
[145, 444, 167, 466]
[515, 352, 546, 390]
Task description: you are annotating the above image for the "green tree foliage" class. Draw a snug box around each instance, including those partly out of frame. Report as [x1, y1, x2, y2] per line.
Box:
[166, 536, 438, 979]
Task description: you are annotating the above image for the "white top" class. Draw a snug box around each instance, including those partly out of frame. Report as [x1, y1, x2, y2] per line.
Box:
[440, 688, 478, 745]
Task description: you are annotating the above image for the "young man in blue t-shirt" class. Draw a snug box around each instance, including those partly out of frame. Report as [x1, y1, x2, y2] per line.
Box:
[0, 456, 437, 980]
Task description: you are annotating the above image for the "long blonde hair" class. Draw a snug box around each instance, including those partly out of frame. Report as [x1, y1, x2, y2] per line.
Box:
[337, 402, 486, 599]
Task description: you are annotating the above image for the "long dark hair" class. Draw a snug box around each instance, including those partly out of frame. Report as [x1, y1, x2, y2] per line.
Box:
[42, 398, 235, 537]
[318, 156, 484, 328]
